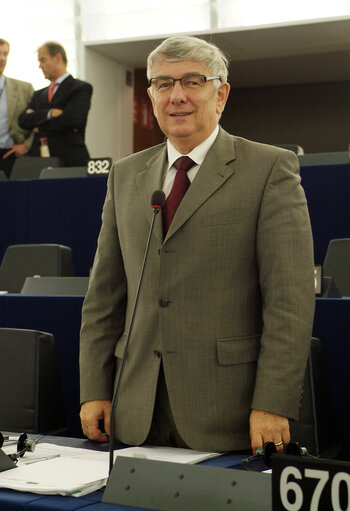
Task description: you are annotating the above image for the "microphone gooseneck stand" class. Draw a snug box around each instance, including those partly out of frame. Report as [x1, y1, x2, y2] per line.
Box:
[108, 190, 166, 476]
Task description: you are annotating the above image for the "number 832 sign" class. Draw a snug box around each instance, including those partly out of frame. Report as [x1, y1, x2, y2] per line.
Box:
[272, 455, 350, 511]
[87, 158, 112, 175]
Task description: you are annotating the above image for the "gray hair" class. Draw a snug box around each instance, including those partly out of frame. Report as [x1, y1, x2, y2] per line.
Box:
[147, 36, 229, 84]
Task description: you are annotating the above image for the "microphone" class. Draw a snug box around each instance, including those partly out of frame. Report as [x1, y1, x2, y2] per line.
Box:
[0, 432, 8, 447]
[0, 432, 40, 463]
[108, 190, 165, 476]
[242, 441, 314, 470]
[16, 432, 39, 455]
[151, 190, 166, 214]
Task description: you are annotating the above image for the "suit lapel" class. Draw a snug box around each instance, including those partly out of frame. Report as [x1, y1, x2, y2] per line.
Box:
[165, 128, 237, 241]
[39, 86, 50, 107]
[50, 75, 73, 106]
[5, 78, 17, 126]
[136, 145, 167, 244]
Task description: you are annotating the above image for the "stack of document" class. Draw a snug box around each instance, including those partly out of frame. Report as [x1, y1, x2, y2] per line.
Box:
[0, 442, 221, 497]
[116, 445, 222, 464]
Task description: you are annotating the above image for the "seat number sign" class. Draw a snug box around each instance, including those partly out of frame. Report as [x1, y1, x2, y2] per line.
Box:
[272, 454, 350, 510]
[87, 158, 112, 175]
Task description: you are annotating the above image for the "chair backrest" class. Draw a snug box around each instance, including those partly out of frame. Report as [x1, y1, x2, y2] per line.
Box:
[273, 144, 304, 155]
[21, 276, 89, 295]
[298, 151, 350, 166]
[323, 238, 350, 296]
[0, 244, 75, 293]
[289, 337, 340, 457]
[40, 166, 87, 179]
[320, 276, 340, 298]
[9, 157, 63, 180]
[0, 328, 67, 433]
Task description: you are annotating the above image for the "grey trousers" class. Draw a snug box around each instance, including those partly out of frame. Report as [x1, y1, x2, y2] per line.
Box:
[145, 362, 188, 449]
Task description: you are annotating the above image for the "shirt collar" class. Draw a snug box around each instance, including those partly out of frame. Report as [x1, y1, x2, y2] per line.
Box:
[54, 72, 70, 85]
[166, 125, 219, 171]
[0, 75, 5, 90]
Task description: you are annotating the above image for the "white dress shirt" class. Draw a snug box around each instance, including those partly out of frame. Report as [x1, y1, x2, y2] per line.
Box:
[163, 125, 219, 198]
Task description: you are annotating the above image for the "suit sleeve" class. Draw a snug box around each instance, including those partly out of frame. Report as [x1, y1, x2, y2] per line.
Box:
[18, 82, 92, 134]
[251, 150, 315, 420]
[22, 83, 35, 148]
[79, 165, 127, 403]
[10, 81, 35, 147]
[18, 92, 46, 129]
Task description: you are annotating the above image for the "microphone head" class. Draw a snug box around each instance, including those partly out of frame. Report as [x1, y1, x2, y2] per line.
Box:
[151, 190, 166, 214]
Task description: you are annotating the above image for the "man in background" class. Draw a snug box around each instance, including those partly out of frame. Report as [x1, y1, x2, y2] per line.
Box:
[0, 38, 34, 177]
[80, 36, 315, 454]
[18, 41, 92, 166]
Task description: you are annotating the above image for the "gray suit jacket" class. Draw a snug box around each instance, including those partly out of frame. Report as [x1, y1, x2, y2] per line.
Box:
[5, 77, 34, 148]
[80, 127, 315, 452]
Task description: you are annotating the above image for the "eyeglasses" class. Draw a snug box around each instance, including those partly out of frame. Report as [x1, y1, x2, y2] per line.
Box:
[149, 74, 221, 92]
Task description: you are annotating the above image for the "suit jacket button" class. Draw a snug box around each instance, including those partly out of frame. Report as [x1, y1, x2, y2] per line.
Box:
[159, 297, 170, 307]
[153, 350, 161, 358]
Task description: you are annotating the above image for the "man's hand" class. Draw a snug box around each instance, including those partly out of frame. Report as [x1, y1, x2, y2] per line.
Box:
[80, 399, 112, 442]
[249, 409, 290, 454]
[3, 143, 29, 159]
[50, 108, 63, 117]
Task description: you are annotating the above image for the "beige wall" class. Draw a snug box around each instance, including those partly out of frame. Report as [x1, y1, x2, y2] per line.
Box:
[84, 47, 134, 162]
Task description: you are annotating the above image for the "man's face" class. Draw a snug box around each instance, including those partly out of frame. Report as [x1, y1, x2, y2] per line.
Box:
[0, 44, 9, 76]
[38, 46, 59, 81]
[147, 60, 230, 153]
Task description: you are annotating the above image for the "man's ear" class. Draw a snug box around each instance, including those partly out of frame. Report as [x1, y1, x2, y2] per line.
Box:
[147, 87, 157, 116]
[216, 82, 230, 115]
[54, 52, 65, 68]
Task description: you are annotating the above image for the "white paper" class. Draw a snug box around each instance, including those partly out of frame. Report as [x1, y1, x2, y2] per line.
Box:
[0, 457, 107, 496]
[0, 442, 222, 497]
[115, 445, 222, 464]
[0, 443, 108, 496]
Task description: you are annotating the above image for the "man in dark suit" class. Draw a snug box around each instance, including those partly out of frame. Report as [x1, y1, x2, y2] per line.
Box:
[79, 36, 315, 454]
[0, 38, 34, 177]
[18, 41, 92, 166]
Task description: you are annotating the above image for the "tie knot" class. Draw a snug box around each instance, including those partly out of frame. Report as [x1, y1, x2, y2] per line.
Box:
[174, 156, 195, 173]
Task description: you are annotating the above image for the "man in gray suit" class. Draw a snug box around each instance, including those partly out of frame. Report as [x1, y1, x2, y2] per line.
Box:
[80, 36, 315, 454]
[0, 38, 34, 177]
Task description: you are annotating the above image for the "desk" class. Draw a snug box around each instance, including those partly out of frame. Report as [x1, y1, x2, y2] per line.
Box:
[0, 164, 349, 275]
[0, 436, 249, 511]
[313, 298, 350, 460]
[0, 176, 107, 276]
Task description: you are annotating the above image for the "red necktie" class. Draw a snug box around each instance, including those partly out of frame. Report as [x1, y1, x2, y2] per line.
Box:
[47, 82, 57, 102]
[162, 156, 195, 234]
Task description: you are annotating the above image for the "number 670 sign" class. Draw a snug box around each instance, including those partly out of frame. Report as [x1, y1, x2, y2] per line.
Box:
[272, 454, 350, 511]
